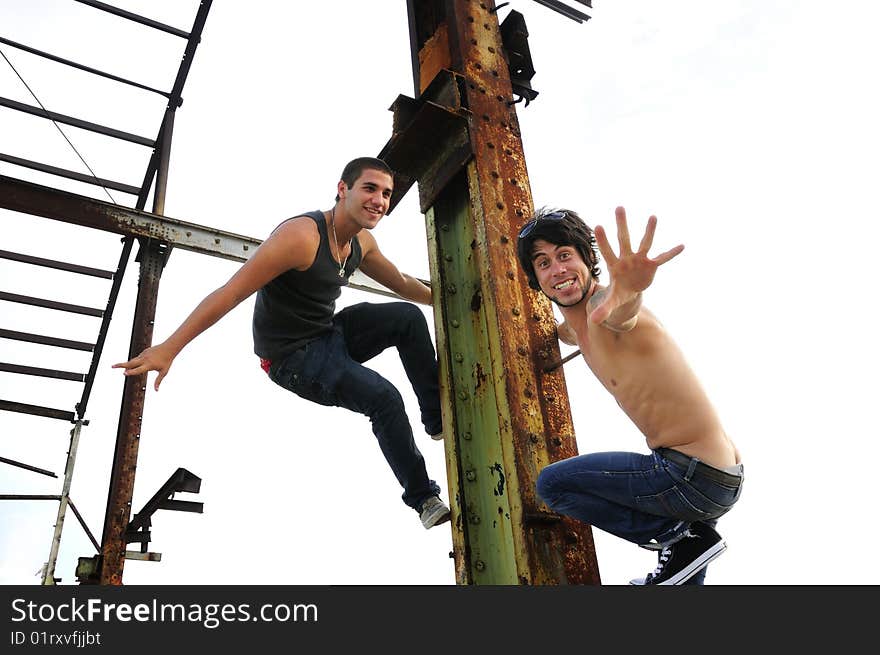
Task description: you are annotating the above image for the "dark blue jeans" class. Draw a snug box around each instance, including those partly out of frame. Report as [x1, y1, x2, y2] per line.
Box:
[268, 302, 442, 511]
[537, 449, 744, 584]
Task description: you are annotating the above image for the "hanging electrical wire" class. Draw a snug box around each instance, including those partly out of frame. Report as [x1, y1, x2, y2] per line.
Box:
[0, 47, 118, 204]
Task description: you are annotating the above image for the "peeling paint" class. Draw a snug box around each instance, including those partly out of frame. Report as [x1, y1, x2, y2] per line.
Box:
[490, 462, 505, 497]
[470, 289, 482, 311]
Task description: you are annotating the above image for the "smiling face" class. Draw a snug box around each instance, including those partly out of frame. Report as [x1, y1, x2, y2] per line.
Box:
[337, 168, 393, 229]
[530, 238, 593, 307]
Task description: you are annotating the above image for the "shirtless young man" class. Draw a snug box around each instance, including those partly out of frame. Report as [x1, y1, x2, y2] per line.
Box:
[516, 206, 743, 585]
[115, 157, 450, 530]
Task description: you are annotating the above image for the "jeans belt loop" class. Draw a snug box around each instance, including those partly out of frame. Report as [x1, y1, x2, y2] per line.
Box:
[684, 457, 699, 482]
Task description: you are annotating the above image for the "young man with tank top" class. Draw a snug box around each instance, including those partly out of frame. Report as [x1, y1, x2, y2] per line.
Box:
[115, 157, 451, 530]
[516, 206, 744, 585]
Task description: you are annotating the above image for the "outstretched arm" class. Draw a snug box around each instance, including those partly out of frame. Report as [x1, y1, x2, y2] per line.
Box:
[113, 218, 319, 390]
[589, 206, 684, 329]
[357, 231, 432, 305]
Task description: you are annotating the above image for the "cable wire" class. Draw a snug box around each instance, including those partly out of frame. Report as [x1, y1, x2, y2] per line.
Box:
[0, 47, 118, 203]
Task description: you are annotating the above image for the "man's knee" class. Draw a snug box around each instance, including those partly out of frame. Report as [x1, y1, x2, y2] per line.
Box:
[536, 465, 561, 507]
[385, 301, 425, 329]
[366, 381, 406, 417]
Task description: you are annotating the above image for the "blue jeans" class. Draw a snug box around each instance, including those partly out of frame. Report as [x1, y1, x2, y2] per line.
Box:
[537, 449, 744, 584]
[268, 302, 442, 511]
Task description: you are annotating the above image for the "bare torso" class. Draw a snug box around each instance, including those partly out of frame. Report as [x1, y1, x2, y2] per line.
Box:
[569, 301, 740, 469]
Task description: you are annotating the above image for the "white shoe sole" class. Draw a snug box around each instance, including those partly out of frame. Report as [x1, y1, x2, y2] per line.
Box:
[663, 541, 727, 585]
[421, 506, 451, 529]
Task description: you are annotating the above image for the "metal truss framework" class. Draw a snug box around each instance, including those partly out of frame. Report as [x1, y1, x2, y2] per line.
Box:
[0, 0, 214, 585]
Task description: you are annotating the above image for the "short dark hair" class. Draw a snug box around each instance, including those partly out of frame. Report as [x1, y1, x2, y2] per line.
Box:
[335, 157, 394, 201]
[516, 207, 601, 290]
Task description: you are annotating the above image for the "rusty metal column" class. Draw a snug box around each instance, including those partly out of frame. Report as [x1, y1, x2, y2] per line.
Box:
[402, 0, 600, 584]
[98, 240, 166, 584]
[98, 109, 175, 585]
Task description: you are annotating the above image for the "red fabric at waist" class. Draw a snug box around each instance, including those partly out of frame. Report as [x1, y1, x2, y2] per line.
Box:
[259, 358, 272, 374]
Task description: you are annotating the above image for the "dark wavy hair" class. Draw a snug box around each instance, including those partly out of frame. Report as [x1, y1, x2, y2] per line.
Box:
[516, 207, 601, 290]
[335, 157, 394, 201]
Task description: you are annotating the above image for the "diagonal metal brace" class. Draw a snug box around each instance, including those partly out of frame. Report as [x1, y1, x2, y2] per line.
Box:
[125, 468, 203, 548]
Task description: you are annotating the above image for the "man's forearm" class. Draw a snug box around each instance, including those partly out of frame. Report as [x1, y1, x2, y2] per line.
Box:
[396, 274, 432, 305]
[602, 292, 642, 332]
[163, 285, 242, 353]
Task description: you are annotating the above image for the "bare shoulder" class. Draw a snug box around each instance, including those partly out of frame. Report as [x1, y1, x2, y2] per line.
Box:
[256, 215, 321, 271]
[269, 214, 320, 243]
[357, 228, 378, 255]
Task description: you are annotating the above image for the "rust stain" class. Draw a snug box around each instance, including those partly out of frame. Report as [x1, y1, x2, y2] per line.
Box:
[474, 362, 487, 389]
[419, 22, 451, 94]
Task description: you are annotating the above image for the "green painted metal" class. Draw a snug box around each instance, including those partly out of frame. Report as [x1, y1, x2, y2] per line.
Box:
[427, 172, 519, 584]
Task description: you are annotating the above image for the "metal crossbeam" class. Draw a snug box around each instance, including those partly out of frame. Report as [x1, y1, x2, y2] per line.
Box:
[0, 363, 86, 382]
[0, 36, 171, 98]
[73, 0, 191, 39]
[0, 175, 410, 299]
[0, 154, 141, 195]
[0, 97, 155, 147]
[0, 329, 94, 352]
[0, 248, 114, 278]
[0, 400, 75, 422]
[0, 290, 104, 317]
[0, 455, 57, 478]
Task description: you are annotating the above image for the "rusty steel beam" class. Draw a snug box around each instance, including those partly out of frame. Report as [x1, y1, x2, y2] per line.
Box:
[0, 174, 260, 258]
[98, 239, 166, 585]
[394, 0, 599, 584]
[0, 175, 412, 300]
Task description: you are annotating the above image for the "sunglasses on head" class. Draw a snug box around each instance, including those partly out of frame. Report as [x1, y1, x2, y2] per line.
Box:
[518, 211, 566, 239]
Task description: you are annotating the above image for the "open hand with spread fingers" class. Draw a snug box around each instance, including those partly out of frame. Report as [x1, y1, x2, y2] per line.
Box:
[589, 206, 684, 325]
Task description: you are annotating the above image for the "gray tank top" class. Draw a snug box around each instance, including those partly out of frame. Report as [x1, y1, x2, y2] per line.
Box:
[252, 210, 362, 361]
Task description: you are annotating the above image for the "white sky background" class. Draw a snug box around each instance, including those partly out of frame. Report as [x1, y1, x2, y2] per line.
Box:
[1, 0, 878, 585]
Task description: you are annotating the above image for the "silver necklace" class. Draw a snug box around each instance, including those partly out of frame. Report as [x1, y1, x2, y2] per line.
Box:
[329, 207, 351, 278]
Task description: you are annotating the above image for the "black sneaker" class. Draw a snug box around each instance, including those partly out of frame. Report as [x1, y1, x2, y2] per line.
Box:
[630, 522, 726, 585]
